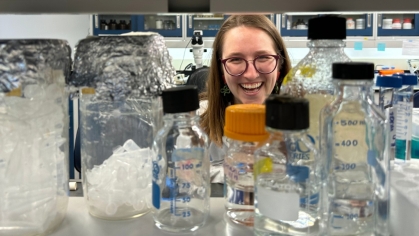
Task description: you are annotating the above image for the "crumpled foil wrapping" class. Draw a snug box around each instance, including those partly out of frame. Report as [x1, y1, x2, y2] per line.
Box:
[0, 39, 71, 93]
[70, 34, 176, 101]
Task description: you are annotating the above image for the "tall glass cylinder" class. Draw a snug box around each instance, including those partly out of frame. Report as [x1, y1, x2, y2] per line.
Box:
[70, 35, 175, 220]
[0, 39, 71, 236]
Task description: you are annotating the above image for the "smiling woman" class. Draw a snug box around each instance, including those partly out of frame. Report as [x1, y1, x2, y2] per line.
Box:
[200, 14, 292, 148]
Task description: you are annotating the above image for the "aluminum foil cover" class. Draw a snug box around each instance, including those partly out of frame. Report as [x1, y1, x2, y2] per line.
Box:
[70, 34, 175, 101]
[0, 39, 71, 93]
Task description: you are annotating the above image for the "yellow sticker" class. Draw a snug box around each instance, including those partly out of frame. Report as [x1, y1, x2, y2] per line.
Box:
[254, 157, 273, 179]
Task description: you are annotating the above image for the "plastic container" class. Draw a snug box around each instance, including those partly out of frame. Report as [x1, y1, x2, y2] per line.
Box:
[392, 18, 402, 29]
[403, 18, 413, 29]
[411, 109, 419, 159]
[0, 39, 71, 236]
[356, 18, 365, 29]
[223, 104, 268, 226]
[70, 35, 175, 220]
[321, 62, 390, 236]
[383, 18, 393, 29]
[346, 18, 355, 29]
[152, 86, 210, 232]
[254, 95, 326, 235]
[281, 15, 350, 160]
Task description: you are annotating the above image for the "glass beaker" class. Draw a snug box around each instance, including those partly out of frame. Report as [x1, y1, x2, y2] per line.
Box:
[0, 39, 71, 236]
[80, 89, 161, 219]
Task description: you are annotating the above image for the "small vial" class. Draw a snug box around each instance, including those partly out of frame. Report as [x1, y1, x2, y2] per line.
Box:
[254, 95, 325, 235]
[394, 73, 417, 163]
[223, 104, 268, 226]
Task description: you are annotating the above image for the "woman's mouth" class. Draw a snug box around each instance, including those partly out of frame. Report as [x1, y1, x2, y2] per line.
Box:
[240, 82, 263, 94]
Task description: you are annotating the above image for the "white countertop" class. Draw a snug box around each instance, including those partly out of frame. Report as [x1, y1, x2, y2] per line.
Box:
[50, 197, 254, 236]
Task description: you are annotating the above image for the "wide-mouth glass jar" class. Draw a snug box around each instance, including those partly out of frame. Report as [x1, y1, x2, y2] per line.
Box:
[0, 39, 71, 236]
[70, 34, 175, 220]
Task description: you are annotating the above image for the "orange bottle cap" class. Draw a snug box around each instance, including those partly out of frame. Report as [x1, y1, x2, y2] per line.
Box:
[224, 104, 268, 142]
[379, 69, 404, 75]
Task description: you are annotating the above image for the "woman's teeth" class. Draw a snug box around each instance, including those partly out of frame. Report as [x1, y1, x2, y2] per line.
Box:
[240, 82, 262, 90]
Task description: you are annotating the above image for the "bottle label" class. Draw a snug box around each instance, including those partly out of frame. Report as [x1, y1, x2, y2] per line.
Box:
[225, 185, 254, 205]
[152, 159, 161, 209]
[257, 187, 299, 221]
[223, 162, 240, 183]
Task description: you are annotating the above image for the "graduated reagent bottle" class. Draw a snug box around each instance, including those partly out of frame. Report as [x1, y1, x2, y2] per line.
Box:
[152, 86, 210, 232]
[320, 62, 390, 236]
[281, 15, 351, 160]
[223, 104, 268, 226]
[254, 95, 325, 235]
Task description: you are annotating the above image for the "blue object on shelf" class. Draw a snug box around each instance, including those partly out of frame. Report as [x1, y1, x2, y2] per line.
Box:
[378, 43, 386, 51]
[354, 42, 363, 50]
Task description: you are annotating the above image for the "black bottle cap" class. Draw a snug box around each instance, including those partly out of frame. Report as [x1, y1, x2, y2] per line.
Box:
[265, 95, 309, 130]
[308, 15, 346, 40]
[162, 85, 199, 113]
[332, 62, 375, 80]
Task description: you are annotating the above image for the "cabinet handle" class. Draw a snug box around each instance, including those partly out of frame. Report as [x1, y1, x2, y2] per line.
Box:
[367, 14, 371, 28]
[94, 14, 99, 29]
[282, 14, 286, 28]
[188, 15, 192, 29]
[176, 15, 180, 28]
[378, 14, 382, 27]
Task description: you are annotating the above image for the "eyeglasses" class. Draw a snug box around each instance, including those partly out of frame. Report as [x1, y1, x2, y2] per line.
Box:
[220, 54, 280, 76]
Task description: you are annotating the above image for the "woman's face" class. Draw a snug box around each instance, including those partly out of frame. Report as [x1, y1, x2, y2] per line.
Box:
[221, 26, 279, 105]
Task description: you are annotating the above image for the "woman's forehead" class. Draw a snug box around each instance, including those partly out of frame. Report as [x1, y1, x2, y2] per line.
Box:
[221, 26, 276, 57]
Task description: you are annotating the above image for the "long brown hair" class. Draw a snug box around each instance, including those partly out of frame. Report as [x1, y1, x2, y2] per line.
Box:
[200, 15, 292, 146]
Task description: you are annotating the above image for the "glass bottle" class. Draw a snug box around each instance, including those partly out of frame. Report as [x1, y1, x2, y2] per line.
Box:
[152, 85, 210, 232]
[223, 104, 268, 226]
[0, 39, 71, 236]
[254, 95, 325, 236]
[394, 73, 417, 163]
[320, 62, 390, 236]
[281, 15, 351, 163]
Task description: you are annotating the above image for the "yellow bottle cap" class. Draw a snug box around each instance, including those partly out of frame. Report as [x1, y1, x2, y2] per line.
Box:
[224, 104, 268, 142]
[81, 87, 95, 94]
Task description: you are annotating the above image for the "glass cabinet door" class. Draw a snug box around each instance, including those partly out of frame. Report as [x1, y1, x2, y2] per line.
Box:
[280, 13, 373, 37]
[377, 13, 419, 36]
[341, 13, 373, 37]
[138, 14, 183, 37]
[93, 14, 136, 35]
[186, 13, 226, 37]
[280, 13, 317, 37]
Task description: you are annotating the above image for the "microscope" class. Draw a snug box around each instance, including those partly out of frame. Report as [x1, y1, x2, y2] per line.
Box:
[190, 30, 206, 69]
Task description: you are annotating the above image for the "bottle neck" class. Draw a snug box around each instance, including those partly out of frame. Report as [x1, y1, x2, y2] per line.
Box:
[334, 79, 373, 101]
[266, 127, 308, 139]
[308, 39, 346, 49]
[164, 111, 198, 126]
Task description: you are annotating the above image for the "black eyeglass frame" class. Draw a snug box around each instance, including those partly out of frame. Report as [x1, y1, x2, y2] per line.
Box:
[219, 54, 281, 76]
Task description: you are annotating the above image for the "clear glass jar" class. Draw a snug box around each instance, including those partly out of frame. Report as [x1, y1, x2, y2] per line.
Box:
[254, 95, 325, 236]
[152, 86, 210, 232]
[320, 62, 390, 236]
[281, 16, 351, 161]
[0, 39, 71, 236]
[223, 104, 268, 227]
[70, 35, 175, 220]
[80, 89, 160, 219]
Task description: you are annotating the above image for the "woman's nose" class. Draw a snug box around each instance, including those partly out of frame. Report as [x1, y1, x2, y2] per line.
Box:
[242, 62, 259, 78]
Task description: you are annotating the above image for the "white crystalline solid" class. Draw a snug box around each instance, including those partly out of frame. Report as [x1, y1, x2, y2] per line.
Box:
[85, 139, 152, 216]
